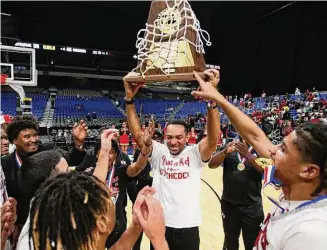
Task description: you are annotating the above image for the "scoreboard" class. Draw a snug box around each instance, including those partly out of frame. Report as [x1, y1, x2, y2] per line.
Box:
[15, 42, 109, 56]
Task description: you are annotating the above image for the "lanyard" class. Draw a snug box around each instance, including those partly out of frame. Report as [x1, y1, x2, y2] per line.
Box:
[106, 166, 115, 190]
[15, 151, 23, 169]
[296, 195, 327, 209]
[263, 165, 327, 214]
[234, 135, 254, 164]
[236, 146, 253, 164]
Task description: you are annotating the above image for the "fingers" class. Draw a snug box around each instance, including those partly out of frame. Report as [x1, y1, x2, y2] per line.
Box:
[132, 83, 145, 94]
[203, 70, 214, 81]
[193, 71, 206, 88]
[102, 129, 118, 138]
[191, 90, 203, 98]
[134, 206, 146, 225]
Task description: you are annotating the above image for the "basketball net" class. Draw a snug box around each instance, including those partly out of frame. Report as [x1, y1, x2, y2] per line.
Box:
[132, 0, 211, 78]
[1, 73, 26, 100]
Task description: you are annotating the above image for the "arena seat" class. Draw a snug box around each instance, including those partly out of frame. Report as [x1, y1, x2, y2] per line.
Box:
[1, 92, 47, 119]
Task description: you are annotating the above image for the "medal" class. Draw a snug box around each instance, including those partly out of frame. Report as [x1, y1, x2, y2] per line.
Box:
[237, 163, 245, 171]
[235, 144, 253, 171]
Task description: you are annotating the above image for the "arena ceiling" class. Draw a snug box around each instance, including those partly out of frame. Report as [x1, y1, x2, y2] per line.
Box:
[2, 2, 327, 96]
[2, 1, 291, 56]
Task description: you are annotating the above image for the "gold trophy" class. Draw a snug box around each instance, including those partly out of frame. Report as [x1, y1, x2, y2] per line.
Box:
[125, 0, 212, 83]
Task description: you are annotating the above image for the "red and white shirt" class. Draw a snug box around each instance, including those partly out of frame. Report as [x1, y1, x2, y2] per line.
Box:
[149, 141, 206, 228]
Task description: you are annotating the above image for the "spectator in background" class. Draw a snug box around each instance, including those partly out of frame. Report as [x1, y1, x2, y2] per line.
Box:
[1, 128, 9, 157]
[295, 87, 301, 95]
[282, 120, 294, 136]
[233, 95, 238, 105]
[0, 114, 15, 154]
[261, 91, 266, 98]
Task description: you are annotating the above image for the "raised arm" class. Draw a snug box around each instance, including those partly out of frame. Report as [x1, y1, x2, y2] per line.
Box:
[191, 72, 273, 158]
[126, 122, 154, 177]
[123, 73, 145, 149]
[92, 129, 118, 183]
[208, 141, 235, 168]
[196, 70, 221, 161]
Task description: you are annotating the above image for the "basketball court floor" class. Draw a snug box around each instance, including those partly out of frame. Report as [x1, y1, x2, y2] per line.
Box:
[126, 166, 279, 250]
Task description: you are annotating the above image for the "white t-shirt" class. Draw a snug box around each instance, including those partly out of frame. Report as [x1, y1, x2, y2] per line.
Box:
[0, 165, 8, 206]
[149, 141, 206, 228]
[254, 197, 327, 250]
[17, 214, 32, 250]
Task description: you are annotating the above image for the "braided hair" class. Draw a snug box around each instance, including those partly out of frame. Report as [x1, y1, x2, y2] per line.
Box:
[293, 121, 327, 196]
[29, 171, 114, 250]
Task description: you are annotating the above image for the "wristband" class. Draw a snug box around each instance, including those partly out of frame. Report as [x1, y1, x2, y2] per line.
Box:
[207, 104, 218, 110]
[124, 97, 134, 104]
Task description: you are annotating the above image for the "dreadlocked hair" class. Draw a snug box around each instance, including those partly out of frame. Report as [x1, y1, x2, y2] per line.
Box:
[29, 171, 113, 250]
[293, 121, 327, 196]
[6, 115, 39, 143]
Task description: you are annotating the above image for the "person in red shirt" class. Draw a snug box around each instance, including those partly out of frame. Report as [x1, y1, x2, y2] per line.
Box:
[187, 127, 197, 146]
[119, 122, 130, 154]
[282, 120, 294, 136]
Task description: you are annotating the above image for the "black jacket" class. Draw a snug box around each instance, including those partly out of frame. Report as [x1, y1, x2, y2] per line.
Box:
[1, 142, 86, 226]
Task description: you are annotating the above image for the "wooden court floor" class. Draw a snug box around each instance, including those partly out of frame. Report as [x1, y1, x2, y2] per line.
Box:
[126, 166, 279, 250]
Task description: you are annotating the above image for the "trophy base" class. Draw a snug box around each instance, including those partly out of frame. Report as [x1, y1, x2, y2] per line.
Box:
[124, 72, 205, 83]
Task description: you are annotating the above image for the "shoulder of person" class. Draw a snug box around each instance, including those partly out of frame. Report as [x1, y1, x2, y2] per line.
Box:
[281, 218, 327, 250]
[118, 152, 131, 165]
[1, 153, 15, 170]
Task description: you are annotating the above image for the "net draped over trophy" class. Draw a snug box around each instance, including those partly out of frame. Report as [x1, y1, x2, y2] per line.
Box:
[125, 0, 212, 83]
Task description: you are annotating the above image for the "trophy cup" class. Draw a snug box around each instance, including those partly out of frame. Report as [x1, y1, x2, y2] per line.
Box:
[125, 0, 212, 83]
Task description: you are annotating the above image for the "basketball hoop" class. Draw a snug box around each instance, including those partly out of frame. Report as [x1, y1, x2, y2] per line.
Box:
[1, 74, 8, 85]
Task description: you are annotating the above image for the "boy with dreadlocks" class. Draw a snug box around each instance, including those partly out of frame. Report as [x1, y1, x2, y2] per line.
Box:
[191, 71, 327, 250]
[28, 172, 168, 250]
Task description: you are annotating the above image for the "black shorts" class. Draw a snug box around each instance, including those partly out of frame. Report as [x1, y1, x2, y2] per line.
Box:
[150, 226, 200, 250]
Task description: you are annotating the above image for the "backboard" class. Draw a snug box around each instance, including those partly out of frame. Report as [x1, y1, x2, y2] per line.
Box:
[0, 45, 38, 86]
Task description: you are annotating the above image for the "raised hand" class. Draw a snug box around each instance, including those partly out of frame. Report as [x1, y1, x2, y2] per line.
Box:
[100, 129, 118, 152]
[1, 198, 17, 249]
[123, 72, 145, 99]
[72, 120, 88, 143]
[235, 140, 250, 159]
[133, 192, 165, 243]
[191, 71, 220, 102]
[204, 69, 220, 88]
[143, 119, 155, 146]
[225, 141, 236, 154]
[132, 186, 156, 226]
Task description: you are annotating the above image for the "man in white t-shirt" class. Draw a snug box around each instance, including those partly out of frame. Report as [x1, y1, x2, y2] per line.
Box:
[124, 69, 220, 250]
[190, 74, 327, 250]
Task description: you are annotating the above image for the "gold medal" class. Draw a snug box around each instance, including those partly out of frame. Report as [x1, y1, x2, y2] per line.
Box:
[150, 170, 153, 177]
[255, 158, 274, 169]
[237, 163, 245, 171]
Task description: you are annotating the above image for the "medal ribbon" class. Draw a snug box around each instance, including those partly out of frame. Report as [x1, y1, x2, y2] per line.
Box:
[15, 151, 23, 169]
[236, 146, 253, 164]
[106, 166, 115, 190]
[234, 135, 254, 165]
[262, 165, 287, 212]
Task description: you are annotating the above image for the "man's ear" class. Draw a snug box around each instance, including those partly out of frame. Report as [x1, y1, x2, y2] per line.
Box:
[95, 215, 110, 234]
[299, 164, 321, 181]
